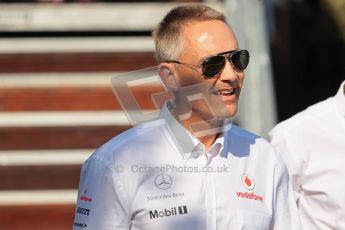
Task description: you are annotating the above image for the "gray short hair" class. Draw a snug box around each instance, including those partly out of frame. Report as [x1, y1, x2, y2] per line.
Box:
[152, 4, 227, 63]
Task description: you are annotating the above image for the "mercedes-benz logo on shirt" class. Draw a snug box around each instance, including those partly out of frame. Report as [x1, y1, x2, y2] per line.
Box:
[154, 174, 172, 190]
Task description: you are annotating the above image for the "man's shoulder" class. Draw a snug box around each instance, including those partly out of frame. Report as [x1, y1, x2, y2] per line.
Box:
[229, 124, 261, 140]
[228, 125, 281, 165]
[86, 119, 168, 163]
[271, 97, 334, 134]
[229, 124, 274, 151]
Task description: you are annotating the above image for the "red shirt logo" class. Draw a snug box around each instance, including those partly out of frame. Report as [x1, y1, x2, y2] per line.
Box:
[242, 174, 255, 190]
[235, 174, 264, 202]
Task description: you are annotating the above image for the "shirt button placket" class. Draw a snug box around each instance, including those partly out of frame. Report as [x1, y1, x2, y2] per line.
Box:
[204, 167, 217, 230]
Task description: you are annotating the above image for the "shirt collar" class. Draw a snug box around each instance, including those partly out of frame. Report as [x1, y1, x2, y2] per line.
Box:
[335, 80, 345, 118]
[159, 103, 198, 160]
[159, 103, 231, 160]
[207, 133, 225, 158]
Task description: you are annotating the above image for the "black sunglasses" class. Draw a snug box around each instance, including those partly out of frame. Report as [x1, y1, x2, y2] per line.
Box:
[166, 50, 250, 79]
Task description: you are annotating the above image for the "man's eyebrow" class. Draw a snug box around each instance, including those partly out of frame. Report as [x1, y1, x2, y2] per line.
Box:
[217, 49, 238, 56]
[198, 53, 218, 64]
[199, 49, 239, 63]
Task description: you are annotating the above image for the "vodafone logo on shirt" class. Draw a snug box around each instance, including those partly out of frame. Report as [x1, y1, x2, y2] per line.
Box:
[235, 174, 264, 202]
[242, 175, 255, 190]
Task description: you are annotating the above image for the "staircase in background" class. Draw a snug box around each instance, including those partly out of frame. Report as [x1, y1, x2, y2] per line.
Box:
[0, 1, 221, 229]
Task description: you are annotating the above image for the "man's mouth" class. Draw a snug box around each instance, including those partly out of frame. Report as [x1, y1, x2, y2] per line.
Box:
[213, 88, 235, 96]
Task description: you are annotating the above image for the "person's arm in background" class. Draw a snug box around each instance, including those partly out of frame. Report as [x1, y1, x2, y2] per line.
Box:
[272, 153, 302, 230]
[269, 127, 305, 207]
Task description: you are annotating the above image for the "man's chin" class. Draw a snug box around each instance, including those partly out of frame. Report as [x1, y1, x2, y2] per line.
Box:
[204, 104, 237, 120]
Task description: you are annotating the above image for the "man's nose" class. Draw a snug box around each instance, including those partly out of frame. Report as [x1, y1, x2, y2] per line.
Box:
[219, 59, 238, 82]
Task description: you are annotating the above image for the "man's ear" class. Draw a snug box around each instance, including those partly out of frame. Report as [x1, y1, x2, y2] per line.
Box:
[158, 63, 179, 91]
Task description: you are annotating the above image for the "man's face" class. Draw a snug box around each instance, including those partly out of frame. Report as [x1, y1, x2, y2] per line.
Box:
[174, 20, 244, 118]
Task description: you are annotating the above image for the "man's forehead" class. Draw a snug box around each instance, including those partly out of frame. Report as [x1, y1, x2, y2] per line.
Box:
[180, 20, 238, 59]
[182, 21, 236, 42]
[197, 32, 209, 44]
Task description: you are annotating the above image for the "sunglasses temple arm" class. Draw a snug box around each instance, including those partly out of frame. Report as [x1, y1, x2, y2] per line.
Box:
[168, 61, 203, 75]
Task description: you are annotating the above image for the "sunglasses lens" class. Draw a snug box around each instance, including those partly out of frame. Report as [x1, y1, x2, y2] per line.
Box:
[231, 50, 250, 71]
[202, 56, 225, 78]
[200, 50, 250, 78]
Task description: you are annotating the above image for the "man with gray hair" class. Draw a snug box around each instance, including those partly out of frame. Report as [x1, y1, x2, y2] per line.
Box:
[73, 4, 301, 229]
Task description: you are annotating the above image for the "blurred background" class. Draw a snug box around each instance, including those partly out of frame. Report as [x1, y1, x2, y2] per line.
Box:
[0, 0, 344, 229]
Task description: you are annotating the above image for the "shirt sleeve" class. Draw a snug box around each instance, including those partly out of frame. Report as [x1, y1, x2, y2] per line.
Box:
[272, 154, 302, 230]
[73, 154, 131, 230]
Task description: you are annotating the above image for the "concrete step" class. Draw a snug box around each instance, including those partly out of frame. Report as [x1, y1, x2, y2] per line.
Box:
[0, 37, 154, 53]
[0, 2, 215, 32]
[0, 149, 93, 166]
[0, 111, 130, 127]
[0, 189, 77, 205]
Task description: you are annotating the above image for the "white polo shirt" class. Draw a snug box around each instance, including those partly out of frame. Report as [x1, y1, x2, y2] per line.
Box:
[269, 81, 345, 230]
[73, 105, 301, 230]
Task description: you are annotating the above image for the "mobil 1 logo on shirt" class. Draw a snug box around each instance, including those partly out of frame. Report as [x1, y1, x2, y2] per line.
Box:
[149, 205, 188, 219]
